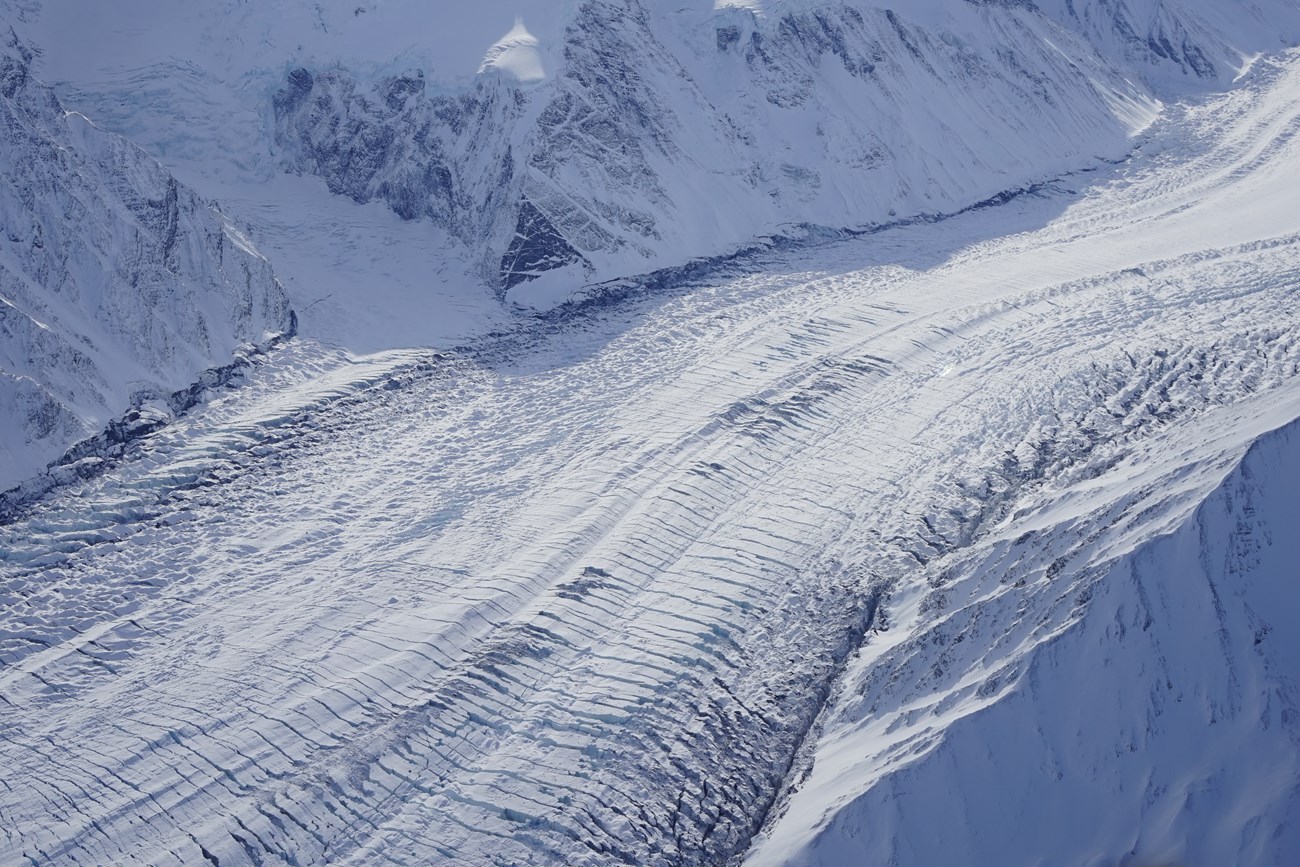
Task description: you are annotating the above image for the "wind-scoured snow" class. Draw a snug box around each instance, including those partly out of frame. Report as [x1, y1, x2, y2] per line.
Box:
[2, 37, 1299, 867]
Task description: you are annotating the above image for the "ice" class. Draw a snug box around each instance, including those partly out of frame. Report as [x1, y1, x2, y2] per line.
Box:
[479, 18, 548, 84]
[3, 39, 1300, 864]
[24, 0, 1288, 324]
[0, 33, 291, 492]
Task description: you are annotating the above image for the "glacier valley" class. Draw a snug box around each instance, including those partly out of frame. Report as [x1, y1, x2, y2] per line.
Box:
[2, 1, 1300, 866]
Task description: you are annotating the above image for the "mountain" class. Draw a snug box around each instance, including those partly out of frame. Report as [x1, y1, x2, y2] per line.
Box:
[272, 0, 1300, 304]
[747, 379, 1300, 867]
[0, 31, 292, 492]
[16, 0, 1299, 314]
[1035, 0, 1300, 90]
[274, 0, 1156, 304]
[2, 18, 1299, 862]
[1, 2, 1299, 866]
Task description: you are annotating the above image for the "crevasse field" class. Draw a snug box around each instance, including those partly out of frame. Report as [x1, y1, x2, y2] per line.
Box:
[2, 1, 1299, 865]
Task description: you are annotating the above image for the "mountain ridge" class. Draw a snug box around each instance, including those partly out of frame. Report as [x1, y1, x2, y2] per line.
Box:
[0, 29, 292, 490]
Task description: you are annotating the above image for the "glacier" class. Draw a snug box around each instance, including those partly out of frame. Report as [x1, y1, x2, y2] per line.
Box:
[746, 377, 1300, 867]
[1, 1, 1299, 865]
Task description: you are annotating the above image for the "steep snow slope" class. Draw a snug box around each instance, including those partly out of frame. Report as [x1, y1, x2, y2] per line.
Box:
[1035, 0, 1300, 90]
[744, 387, 1300, 867]
[16, 0, 1299, 318]
[0, 33, 292, 492]
[2, 47, 1299, 867]
[272, 0, 1159, 302]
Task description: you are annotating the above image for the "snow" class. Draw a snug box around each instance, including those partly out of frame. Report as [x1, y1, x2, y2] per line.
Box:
[745, 391, 1300, 867]
[479, 17, 548, 84]
[216, 173, 510, 353]
[1034, 0, 1300, 91]
[0, 33, 290, 492]
[6, 0, 558, 354]
[2, 39, 1300, 866]
[33, 0, 571, 88]
[18, 0, 1281, 328]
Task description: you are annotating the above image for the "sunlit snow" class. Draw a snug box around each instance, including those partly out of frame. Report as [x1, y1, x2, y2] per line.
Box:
[2, 1, 1299, 865]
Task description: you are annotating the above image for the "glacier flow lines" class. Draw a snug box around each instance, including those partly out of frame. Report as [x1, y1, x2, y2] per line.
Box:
[4, 51, 1300, 867]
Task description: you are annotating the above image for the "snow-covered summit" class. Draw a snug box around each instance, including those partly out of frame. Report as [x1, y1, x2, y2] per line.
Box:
[274, 0, 1164, 303]
[479, 17, 548, 84]
[28, 0, 570, 87]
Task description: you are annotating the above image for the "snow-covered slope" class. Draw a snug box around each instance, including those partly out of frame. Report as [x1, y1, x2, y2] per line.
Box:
[745, 384, 1300, 867]
[0, 32, 292, 492]
[1035, 0, 1300, 90]
[273, 0, 1160, 304]
[15, 0, 1300, 314]
[2, 43, 1298, 866]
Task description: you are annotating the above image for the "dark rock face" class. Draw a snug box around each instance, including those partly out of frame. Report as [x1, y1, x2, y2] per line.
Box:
[1032, 0, 1288, 85]
[275, 69, 464, 227]
[1145, 32, 1215, 78]
[265, 3, 902, 293]
[272, 4, 675, 295]
[274, 66, 524, 284]
[716, 24, 742, 52]
[500, 198, 587, 290]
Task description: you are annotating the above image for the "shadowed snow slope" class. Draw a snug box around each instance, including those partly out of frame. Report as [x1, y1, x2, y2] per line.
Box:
[0, 33, 291, 492]
[1, 38, 1299, 867]
[1035, 0, 1300, 90]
